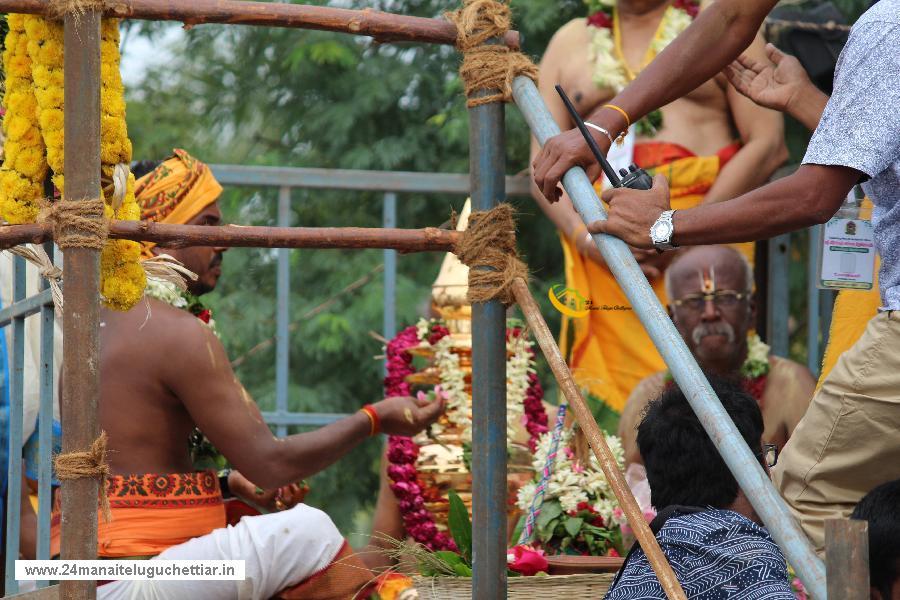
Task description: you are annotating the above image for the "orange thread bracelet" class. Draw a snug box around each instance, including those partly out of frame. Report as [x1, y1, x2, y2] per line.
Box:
[602, 104, 631, 145]
[360, 404, 381, 436]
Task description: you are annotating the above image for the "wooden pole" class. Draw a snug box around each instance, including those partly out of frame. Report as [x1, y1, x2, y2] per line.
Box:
[826, 519, 869, 599]
[0, 222, 460, 252]
[0, 0, 520, 48]
[61, 9, 102, 600]
[511, 278, 687, 600]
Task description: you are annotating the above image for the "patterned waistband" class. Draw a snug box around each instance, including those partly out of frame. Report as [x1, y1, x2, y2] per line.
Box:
[105, 470, 222, 509]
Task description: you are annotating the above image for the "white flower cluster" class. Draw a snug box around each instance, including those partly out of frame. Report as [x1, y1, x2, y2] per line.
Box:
[747, 333, 771, 366]
[504, 333, 531, 441]
[432, 334, 471, 437]
[144, 278, 188, 309]
[415, 319, 537, 447]
[589, 5, 693, 96]
[516, 429, 625, 524]
[589, 29, 628, 94]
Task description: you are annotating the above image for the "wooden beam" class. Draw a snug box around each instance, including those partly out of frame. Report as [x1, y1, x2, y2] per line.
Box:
[0, 222, 460, 253]
[825, 519, 869, 599]
[60, 8, 102, 600]
[0, 0, 520, 48]
[511, 278, 687, 600]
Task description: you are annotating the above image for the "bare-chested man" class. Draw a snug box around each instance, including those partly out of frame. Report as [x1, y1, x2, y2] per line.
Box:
[51, 150, 443, 600]
[532, 0, 788, 421]
[618, 245, 814, 469]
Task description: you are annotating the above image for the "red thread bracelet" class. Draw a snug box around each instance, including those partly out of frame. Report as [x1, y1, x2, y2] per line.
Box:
[360, 404, 381, 436]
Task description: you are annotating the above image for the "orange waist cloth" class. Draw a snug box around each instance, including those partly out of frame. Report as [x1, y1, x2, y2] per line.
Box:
[51, 470, 226, 558]
[559, 141, 753, 417]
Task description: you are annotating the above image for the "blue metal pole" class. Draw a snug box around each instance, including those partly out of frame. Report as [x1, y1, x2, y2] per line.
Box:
[767, 234, 791, 358]
[512, 76, 826, 599]
[36, 242, 56, 584]
[469, 97, 508, 597]
[275, 187, 292, 438]
[382, 192, 397, 377]
[5, 255, 26, 594]
[807, 227, 821, 376]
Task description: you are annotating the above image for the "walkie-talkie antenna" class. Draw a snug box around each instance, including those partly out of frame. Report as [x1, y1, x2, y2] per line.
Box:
[555, 84, 621, 187]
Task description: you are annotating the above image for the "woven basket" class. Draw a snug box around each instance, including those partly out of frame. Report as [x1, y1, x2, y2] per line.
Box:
[413, 573, 615, 599]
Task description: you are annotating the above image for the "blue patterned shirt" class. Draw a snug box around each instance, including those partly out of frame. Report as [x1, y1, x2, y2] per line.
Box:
[803, 0, 900, 309]
[604, 509, 794, 600]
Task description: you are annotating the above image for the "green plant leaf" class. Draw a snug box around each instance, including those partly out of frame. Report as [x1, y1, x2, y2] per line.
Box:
[535, 500, 562, 532]
[564, 516, 584, 538]
[448, 490, 473, 562]
[453, 563, 473, 577]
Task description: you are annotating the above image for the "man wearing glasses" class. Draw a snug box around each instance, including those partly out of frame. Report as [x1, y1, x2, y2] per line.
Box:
[617, 246, 814, 479]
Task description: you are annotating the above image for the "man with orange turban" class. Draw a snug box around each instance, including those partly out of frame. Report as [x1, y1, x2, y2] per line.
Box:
[53, 149, 444, 599]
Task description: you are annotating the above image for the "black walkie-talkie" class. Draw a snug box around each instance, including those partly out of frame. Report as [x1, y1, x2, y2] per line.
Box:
[555, 85, 653, 191]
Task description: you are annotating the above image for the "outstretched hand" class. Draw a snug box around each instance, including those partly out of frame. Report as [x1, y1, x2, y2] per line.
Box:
[375, 395, 445, 437]
[725, 43, 811, 113]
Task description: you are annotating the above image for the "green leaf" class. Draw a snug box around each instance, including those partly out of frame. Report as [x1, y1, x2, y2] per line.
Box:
[453, 563, 473, 577]
[435, 550, 465, 568]
[564, 516, 584, 538]
[535, 500, 563, 532]
[448, 490, 473, 562]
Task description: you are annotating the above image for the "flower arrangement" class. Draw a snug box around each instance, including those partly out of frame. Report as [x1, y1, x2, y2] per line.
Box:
[516, 428, 626, 556]
[383, 319, 548, 550]
[584, 0, 698, 136]
[0, 16, 145, 311]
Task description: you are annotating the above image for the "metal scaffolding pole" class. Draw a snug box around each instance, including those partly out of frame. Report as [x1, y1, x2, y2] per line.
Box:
[60, 11, 103, 600]
[512, 75, 827, 599]
[275, 187, 292, 438]
[468, 97, 508, 598]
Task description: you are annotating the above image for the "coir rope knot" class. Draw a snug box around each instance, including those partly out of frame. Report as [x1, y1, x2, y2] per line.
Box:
[38, 197, 108, 250]
[54, 431, 112, 523]
[446, 0, 538, 107]
[454, 203, 528, 305]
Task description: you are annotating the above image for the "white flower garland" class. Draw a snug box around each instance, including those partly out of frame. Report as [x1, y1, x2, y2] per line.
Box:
[144, 278, 218, 336]
[416, 318, 533, 444]
[516, 428, 626, 526]
[589, 5, 693, 94]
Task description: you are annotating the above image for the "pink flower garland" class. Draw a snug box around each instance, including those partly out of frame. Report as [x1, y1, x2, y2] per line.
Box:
[384, 322, 546, 550]
[385, 325, 456, 551]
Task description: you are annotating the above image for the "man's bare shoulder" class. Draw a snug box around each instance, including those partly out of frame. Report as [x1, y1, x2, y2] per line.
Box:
[768, 356, 816, 388]
[105, 298, 213, 353]
[546, 18, 590, 53]
[619, 372, 667, 434]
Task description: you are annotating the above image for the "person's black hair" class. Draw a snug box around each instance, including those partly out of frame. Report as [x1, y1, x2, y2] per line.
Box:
[851, 479, 900, 597]
[130, 160, 162, 180]
[637, 375, 764, 510]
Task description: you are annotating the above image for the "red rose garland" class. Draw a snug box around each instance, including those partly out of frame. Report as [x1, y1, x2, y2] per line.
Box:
[383, 322, 546, 549]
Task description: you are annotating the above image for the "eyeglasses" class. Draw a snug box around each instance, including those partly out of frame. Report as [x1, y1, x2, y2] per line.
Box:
[671, 290, 749, 312]
[756, 444, 778, 468]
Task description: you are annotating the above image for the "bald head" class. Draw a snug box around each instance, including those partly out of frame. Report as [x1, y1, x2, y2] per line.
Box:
[665, 246, 753, 303]
[665, 246, 756, 375]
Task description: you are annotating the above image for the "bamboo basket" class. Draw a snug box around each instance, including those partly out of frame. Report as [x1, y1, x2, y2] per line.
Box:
[412, 573, 615, 599]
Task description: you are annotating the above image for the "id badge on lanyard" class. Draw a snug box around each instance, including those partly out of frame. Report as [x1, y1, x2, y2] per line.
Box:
[816, 191, 876, 290]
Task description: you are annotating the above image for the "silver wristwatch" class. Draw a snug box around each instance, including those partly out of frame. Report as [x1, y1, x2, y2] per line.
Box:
[650, 209, 677, 252]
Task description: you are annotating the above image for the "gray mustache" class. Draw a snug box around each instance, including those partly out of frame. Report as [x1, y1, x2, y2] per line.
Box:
[692, 321, 735, 345]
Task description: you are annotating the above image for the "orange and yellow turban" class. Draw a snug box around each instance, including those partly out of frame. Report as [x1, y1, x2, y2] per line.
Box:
[135, 149, 222, 255]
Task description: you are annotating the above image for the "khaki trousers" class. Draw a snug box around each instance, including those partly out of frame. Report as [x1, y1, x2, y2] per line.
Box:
[773, 310, 900, 553]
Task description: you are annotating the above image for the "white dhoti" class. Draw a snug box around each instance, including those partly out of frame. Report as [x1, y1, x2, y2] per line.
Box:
[98, 504, 347, 600]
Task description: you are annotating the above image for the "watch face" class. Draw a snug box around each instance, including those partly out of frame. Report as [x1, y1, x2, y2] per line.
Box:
[652, 221, 672, 241]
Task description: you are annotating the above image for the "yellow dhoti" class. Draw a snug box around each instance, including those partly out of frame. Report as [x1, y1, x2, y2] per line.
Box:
[560, 142, 753, 418]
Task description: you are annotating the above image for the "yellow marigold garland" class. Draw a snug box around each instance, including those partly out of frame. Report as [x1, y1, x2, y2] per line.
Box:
[1, 15, 145, 310]
[0, 14, 47, 224]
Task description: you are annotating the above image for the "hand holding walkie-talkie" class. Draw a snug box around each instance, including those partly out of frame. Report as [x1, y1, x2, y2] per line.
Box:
[555, 85, 653, 191]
